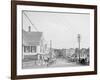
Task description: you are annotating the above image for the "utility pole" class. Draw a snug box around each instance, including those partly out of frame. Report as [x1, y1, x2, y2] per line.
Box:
[50, 40, 52, 58]
[50, 40, 52, 51]
[77, 34, 81, 62]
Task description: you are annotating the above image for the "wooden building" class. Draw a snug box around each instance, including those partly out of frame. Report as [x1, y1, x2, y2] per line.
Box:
[22, 29, 45, 60]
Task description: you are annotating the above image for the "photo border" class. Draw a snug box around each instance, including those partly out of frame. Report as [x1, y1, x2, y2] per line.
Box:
[11, 1, 97, 80]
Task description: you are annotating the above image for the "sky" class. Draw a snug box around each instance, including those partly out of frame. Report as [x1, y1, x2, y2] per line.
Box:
[22, 10, 90, 49]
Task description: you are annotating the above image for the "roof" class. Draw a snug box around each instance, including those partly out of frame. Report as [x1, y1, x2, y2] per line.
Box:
[23, 30, 43, 46]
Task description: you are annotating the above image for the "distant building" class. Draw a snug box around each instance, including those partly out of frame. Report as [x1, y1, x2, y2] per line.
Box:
[80, 48, 89, 63]
[67, 48, 75, 57]
[71, 48, 89, 63]
[61, 49, 67, 57]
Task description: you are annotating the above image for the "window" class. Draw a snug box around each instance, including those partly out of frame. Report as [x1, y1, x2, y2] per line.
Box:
[24, 46, 30, 53]
[24, 46, 36, 53]
[31, 46, 36, 53]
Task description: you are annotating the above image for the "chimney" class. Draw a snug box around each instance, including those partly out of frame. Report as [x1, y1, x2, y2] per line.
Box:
[28, 26, 31, 32]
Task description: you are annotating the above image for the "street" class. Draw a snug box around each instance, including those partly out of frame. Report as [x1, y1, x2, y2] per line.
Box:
[22, 57, 82, 69]
[48, 57, 81, 67]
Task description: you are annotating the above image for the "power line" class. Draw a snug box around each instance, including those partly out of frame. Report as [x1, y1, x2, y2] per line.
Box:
[23, 12, 38, 31]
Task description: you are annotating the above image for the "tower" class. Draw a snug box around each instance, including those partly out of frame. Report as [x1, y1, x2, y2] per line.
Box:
[77, 34, 81, 61]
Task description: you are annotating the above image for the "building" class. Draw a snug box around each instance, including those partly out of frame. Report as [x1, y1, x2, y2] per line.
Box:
[67, 48, 75, 57]
[71, 48, 90, 64]
[80, 48, 89, 63]
[22, 28, 46, 60]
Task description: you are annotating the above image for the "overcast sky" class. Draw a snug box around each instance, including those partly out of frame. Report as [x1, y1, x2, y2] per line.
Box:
[22, 11, 90, 49]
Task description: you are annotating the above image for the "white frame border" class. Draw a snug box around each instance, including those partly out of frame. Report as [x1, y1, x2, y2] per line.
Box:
[17, 5, 94, 75]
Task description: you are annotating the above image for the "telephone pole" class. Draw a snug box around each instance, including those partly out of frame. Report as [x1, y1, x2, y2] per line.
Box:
[50, 40, 52, 50]
[77, 34, 81, 62]
[50, 40, 53, 58]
